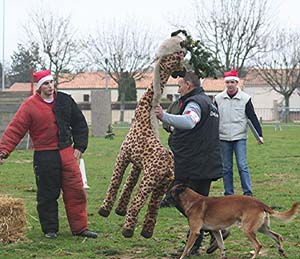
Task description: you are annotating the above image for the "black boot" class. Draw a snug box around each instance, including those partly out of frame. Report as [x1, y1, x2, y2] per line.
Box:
[74, 229, 98, 238]
[190, 229, 204, 255]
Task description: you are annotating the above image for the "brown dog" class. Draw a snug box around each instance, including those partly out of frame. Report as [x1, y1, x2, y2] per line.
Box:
[170, 184, 298, 259]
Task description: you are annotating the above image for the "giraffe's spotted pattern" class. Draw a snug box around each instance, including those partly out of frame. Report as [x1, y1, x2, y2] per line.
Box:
[99, 51, 185, 238]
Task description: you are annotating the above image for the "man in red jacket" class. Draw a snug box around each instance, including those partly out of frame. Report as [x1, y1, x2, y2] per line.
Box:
[0, 70, 97, 239]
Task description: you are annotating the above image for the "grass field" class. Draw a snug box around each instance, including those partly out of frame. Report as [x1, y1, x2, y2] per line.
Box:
[0, 125, 299, 259]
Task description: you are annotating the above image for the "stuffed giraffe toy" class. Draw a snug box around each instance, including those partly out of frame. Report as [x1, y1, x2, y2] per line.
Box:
[98, 33, 187, 238]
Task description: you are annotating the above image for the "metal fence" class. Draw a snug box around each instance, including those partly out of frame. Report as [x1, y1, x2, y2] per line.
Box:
[255, 107, 300, 123]
[81, 107, 300, 125]
[77, 102, 300, 124]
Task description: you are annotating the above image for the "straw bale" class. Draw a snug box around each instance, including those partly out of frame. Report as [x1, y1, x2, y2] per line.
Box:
[0, 196, 26, 243]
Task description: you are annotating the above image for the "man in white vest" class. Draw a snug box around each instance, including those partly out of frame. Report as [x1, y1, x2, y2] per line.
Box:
[215, 69, 263, 197]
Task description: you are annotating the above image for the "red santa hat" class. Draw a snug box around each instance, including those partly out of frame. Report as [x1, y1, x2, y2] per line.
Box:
[224, 69, 239, 82]
[33, 70, 54, 88]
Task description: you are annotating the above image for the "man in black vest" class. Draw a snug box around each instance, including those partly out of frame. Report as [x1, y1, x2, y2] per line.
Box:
[155, 71, 224, 255]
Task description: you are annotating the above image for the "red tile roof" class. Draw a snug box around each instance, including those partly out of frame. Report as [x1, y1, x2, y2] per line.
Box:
[60, 72, 115, 88]
[202, 78, 245, 91]
[6, 82, 36, 92]
[7, 72, 234, 92]
[243, 68, 299, 86]
[244, 69, 268, 86]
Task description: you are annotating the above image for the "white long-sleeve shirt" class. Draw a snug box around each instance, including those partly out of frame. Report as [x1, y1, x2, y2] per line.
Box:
[161, 101, 201, 130]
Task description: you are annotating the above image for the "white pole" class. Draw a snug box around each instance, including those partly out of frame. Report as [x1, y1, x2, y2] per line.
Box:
[1, 0, 5, 92]
[105, 58, 108, 90]
[79, 158, 90, 189]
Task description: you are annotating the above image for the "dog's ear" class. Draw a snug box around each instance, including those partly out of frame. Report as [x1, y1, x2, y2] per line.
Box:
[170, 183, 187, 200]
[175, 183, 187, 195]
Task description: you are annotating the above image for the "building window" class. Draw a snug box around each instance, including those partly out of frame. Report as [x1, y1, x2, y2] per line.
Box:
[83, 94, 90, 102]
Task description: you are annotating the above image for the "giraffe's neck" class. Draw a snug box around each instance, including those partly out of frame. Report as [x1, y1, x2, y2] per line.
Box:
[156, 63, 171, 92]
[133, 62, 171, 127]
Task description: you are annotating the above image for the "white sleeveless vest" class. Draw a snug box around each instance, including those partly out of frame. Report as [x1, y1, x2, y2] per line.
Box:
[215, 88, 251, 141]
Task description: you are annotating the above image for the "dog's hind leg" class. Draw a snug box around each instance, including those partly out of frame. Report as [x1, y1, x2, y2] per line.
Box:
[242, 212, 265, 259]
[268, 230, 287, 258]
[243, 230, 262, 259]
[211, 230, 227, 259]
[258, 222, 287, 257]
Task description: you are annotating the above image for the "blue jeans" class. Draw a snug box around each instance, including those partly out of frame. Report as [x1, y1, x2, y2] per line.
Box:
[220, 139, 252, 196]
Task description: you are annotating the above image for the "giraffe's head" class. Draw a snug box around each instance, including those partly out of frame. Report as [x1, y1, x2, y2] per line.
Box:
[155, 34, 187, 77]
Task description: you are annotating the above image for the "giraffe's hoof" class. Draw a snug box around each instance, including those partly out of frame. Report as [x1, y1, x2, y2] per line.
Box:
[122, 228, 134, 238]
[141, 229, 153, 238]
[98, 207, 110, 217]
[115, 208, 127, 216]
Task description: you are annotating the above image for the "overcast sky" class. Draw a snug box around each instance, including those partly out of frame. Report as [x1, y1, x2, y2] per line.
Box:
[1, 0, 300, 65]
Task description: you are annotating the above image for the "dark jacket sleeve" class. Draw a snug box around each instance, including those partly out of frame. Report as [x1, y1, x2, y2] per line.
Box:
[246, 99, 263, 137]
[70, 98, 89, 153]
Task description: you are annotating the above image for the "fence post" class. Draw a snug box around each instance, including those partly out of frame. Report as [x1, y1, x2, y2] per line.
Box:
[273, 100, 279, 121]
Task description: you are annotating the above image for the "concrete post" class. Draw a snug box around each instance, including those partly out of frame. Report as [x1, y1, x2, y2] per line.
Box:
[273, 100, 279, 121]
[91, 90, 112, 137]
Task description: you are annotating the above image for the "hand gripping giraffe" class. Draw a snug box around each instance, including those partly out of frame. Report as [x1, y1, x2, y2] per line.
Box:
[98, 33, 187, 238]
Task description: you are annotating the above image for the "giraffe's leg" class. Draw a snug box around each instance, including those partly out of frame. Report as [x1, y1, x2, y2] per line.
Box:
[122, 172, 155, 238]
[115, 164, 141, 216]
[98, 151, 130, 217]
[141, 169, 173, 238]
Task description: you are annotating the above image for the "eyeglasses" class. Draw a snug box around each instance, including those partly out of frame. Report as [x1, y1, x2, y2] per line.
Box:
[42, 80, 54, 86]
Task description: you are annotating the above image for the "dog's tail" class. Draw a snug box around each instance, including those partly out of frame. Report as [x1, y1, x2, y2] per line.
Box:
[265, 202, 298, 222]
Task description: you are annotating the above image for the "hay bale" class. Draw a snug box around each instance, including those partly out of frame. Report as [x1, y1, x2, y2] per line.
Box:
[0, 196, 26, 243]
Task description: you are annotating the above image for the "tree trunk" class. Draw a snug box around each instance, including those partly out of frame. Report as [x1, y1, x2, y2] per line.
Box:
[283, 95, 290, 123]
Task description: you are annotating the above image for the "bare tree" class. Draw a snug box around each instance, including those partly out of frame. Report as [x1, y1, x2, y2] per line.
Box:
[86, 19, 157, 121]
[255, 29, 300, 121]
[191, 0, 272, 74]
[24, 9, 86, 86]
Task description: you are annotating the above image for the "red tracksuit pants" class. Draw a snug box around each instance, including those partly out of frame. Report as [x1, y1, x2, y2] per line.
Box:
[33, 146, 87, 234]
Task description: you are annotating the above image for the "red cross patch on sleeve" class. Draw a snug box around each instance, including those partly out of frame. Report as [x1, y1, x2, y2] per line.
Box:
[185, 110, 200, 125]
